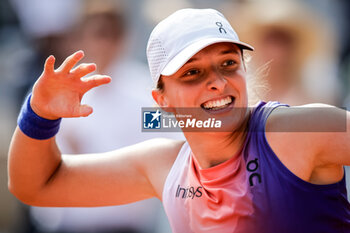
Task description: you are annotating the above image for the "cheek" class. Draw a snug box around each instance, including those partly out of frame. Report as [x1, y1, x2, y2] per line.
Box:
[163, 86, 190, 107]
[163, 80, 203, 107]
[175, 88, 202, 107]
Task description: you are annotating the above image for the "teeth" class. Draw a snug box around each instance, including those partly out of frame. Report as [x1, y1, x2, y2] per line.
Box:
[203, 96, 233, 110]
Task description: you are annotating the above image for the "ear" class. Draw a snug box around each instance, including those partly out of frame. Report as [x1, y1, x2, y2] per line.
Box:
[152, 89, 169, 107]
[152, 90, 176, 114]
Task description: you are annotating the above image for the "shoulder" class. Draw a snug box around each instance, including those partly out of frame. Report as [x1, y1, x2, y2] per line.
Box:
[136, 137, 185, 154]
[265, 103, 347, 183]
[136, 138, 186, 199]
[247, 101, 287, 132]
[266, 103, 345, 133]
[130, 138, 185, 170]
[264, 102, 342, 152]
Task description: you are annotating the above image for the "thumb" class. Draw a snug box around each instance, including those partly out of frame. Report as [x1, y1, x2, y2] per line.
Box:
[72, 104, 93, 117]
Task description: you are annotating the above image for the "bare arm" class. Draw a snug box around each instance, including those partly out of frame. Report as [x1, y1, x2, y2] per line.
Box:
[8, 51, 182, 207]
[266, 104, 350, 184]
[9, 133, 179, 207]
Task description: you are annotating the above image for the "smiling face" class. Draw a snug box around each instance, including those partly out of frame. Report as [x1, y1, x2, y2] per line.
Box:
[152, 42, 249, 132]
[153, 42, 248, 108]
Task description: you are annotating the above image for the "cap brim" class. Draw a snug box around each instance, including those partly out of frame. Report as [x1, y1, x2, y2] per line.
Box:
[161, 37, 254, 76]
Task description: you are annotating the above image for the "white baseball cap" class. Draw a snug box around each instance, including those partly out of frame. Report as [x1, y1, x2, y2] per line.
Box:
[146, 8, 254, 86]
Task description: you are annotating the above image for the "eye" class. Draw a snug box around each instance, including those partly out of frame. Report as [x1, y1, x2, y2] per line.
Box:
[222, 60, 237, 67]
[178, 68, 202, 83]
[182, 69, 200, 77]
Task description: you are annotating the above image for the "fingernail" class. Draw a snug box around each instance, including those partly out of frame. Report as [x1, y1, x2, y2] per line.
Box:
[74, 51, 83, 58]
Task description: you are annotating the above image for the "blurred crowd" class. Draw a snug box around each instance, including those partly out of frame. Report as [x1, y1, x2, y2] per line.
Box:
[0, 0, 349, 232]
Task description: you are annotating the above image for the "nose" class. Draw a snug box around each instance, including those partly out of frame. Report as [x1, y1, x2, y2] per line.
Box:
[206, 71, 227, 92]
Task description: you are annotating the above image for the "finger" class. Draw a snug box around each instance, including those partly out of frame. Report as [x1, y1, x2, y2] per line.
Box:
[71, 63, 96, 78]
[58, 50, 84, 73]
[81, 75, 112, 91]
[72, 104, 93, 118]
[44, 55, 55, 75]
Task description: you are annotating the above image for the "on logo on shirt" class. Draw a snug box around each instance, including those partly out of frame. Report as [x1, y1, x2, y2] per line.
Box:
[246, 158, 262, 186]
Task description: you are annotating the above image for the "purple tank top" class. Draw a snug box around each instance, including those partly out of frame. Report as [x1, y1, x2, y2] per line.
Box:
[244, 101, 350, 233]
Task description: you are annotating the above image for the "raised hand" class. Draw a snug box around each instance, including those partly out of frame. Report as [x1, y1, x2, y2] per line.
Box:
[30, 51, 111, 120]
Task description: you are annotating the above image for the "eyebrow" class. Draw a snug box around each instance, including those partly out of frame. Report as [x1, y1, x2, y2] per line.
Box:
[220, 49, 240, 55]
[184, 49, 240, 65]
[186, 57, 198, 64]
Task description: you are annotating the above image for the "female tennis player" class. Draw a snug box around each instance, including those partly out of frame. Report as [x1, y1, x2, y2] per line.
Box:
[8, 8, 350, 233]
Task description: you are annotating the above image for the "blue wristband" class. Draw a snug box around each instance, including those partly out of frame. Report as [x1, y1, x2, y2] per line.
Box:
[17, 93, 62, 140]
